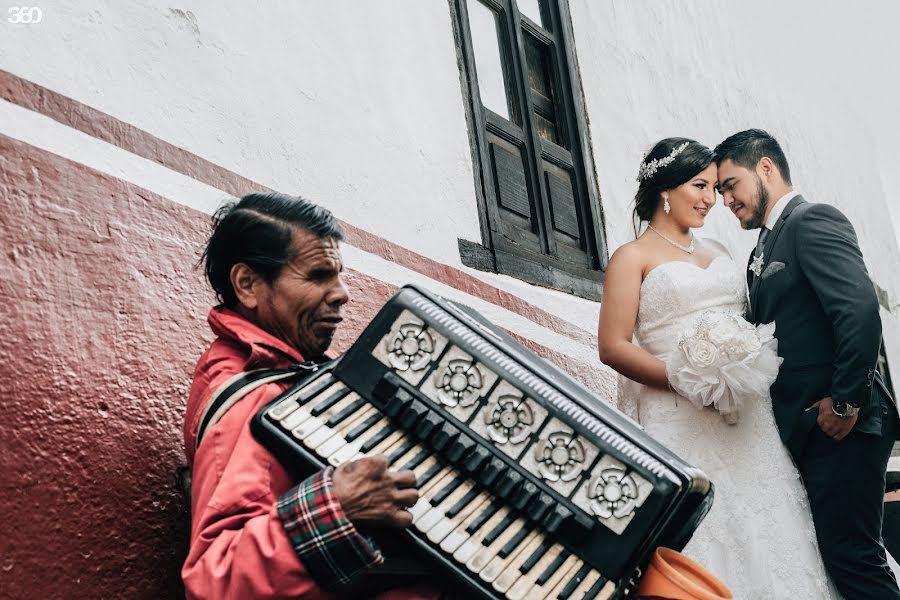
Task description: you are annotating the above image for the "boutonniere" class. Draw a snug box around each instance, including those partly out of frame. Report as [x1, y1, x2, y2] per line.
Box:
[749, 254, 764, 277]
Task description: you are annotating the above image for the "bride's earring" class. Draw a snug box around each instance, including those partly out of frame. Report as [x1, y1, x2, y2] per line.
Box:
[663, 195, 671, 214]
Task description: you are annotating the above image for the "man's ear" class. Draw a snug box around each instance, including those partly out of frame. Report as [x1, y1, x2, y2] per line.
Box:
[757, 157, 776, 181]
[230, 263, 261, 310]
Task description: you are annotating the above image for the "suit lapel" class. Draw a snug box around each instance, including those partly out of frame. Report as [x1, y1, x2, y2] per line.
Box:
[749, 195, 806, 315]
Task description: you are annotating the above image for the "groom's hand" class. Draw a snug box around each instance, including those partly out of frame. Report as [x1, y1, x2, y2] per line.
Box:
[813, 396, 857, 441]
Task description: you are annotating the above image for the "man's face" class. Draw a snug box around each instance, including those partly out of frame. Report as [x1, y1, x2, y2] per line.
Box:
[253, 228, 349, 358]
[717, 159, 769, 230]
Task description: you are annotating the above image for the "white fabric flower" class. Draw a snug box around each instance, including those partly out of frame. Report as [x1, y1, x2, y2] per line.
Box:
[683, 339, 719, 368]
[666, 310, 782, 425]
[708, 318, 742, 346]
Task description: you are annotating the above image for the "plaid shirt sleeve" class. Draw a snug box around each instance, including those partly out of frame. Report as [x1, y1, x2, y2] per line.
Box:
[277, 467, 384, 591]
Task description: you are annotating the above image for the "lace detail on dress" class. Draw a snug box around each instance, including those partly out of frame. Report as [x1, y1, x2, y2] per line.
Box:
[632, 257, 837, 599]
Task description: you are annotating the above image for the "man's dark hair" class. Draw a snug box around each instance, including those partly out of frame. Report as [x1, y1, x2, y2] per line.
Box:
[714, 129, 792, 185]
[201, 192, 343, 307]
[633, 137, 715, 235]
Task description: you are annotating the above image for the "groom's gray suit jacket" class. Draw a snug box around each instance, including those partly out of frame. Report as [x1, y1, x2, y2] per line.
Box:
[747, 195, 897, 458]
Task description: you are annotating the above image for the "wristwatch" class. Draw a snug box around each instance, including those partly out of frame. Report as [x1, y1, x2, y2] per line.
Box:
[831, 401, 860, 418]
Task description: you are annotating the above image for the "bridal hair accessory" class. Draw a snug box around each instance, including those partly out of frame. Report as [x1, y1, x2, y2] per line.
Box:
[638, 141, 690, 182]
[666, 310, 783, 425]
[647, 224, 695, 254]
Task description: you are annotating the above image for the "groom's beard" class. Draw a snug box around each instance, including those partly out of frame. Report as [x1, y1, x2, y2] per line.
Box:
[742, 175, 770, 230]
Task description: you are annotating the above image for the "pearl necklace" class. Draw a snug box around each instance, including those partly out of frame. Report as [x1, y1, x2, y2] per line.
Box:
[647, 224, 695, 254]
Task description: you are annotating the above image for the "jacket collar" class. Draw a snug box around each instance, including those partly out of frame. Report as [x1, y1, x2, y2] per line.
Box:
[208, 306, 305, 368]
[749, 195, 807, 315]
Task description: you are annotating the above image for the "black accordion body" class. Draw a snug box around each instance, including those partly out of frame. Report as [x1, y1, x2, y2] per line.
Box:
[253, 285, 713, 599]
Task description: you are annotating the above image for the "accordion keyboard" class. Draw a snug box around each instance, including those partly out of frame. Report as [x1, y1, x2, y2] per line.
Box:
[254, 286, 711, 600]
[265, 373, 614, 600]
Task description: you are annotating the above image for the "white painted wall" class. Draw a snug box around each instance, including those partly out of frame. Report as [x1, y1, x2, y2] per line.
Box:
[3, 0, 899, 393]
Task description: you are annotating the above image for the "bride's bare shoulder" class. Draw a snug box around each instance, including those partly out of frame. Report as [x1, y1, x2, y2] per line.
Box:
[607, 239, 652, 273]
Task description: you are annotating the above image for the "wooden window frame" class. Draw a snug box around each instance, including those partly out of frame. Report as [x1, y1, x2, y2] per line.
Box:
[450, 0, 608, 300]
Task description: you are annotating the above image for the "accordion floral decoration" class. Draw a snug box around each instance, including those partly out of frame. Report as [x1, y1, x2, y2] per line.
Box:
[666, 310, 782, 424]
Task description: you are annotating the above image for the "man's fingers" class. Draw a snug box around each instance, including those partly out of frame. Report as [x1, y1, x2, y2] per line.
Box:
[391, 469, 417, 488]
[393, 488, 420, 508]
[391, 508, 414, 528]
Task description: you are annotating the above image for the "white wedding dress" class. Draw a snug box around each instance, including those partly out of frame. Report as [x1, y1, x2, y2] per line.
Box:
[623, 255, 838, 599]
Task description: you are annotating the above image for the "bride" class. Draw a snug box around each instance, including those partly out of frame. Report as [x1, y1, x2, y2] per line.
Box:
[597, 138, 836, 598]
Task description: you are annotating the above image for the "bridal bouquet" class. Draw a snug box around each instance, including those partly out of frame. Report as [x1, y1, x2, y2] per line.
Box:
[666, 310, 782, 424]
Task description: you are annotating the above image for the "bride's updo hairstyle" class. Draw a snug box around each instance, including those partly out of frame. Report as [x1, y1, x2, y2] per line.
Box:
[633, 137, 715, 235]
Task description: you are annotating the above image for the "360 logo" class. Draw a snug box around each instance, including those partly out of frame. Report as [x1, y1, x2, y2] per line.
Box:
[8, 6, 43, 23]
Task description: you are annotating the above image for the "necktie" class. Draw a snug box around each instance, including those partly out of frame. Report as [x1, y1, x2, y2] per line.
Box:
[755, 227, 770, 256]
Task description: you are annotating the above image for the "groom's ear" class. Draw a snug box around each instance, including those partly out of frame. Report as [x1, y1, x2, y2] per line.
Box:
[757, 157, 777, 181]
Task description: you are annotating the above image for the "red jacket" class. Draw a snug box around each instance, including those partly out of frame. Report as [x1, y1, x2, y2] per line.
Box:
[182, 307, 439, 600]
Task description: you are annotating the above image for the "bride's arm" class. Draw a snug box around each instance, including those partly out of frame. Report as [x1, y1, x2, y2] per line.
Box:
[597, 245, 669, 390]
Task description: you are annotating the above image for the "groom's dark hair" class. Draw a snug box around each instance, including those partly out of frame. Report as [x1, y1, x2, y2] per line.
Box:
[714, 129, 792, 185]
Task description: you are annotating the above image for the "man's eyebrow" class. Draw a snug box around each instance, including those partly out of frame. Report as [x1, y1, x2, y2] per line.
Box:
[717, 176, 736, 189]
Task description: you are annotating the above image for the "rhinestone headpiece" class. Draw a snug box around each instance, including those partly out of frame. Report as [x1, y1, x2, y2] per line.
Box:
[637, 141, 690, 182]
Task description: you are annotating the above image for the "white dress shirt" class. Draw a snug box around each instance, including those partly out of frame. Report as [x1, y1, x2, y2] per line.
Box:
[764, 190, 800, 230]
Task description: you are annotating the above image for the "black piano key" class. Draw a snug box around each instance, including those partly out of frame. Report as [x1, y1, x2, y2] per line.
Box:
[445, 487, 480, 519]
[478, 457, 505, 486]
[527, 493, 554, 523]
[462, 445, 490, 474]
[324, 396, 367, 427]
[466, 500, 502, 534]
[582, 576, 611, 600]
[557, 564, 591, 600]
[482, 512, 516, 546]
[444, 433, 476, 463]
[429, 475, 465, 507]
[536, 550, 571, 586]
[510, 481, 538, 511]
[519, 539, 552, 573]
[297, 373, 337, 404]
[387, 440, 415, 464]
[494, 470, 523, 498]
[398, 399, 429, 429]
[359, 423, 393, 453]
[383, 388, 413, 419]
[415, 412, 443, 439]
[544, 505, 573, 535]
[498, 524, 534, 559]
[310, 386, 351, 416]
[398, 449, 430, 472]
[416, 461, 444, 488]
[430, 422, 459, 451]
[345, 413, 382, 442]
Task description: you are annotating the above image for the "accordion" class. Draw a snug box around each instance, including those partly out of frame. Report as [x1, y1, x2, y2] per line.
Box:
[253, 285, 713, 599]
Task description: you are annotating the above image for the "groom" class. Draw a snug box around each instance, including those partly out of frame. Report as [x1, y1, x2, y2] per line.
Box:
[715, 129, 900, 599]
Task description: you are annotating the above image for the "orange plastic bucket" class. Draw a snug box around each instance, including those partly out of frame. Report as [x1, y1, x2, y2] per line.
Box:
[636, 548, 733, 600]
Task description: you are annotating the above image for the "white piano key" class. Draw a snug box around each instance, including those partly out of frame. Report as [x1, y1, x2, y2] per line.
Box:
[526, 556, 583, 600]
[452, 507, 510, 565]
[482, 531, 542, 587]
[505, 543, 565, 600]
[269, 398, 300, 420]
[567, 569, 603, 599]
[290, 415, 324, 440]
[437, 496, 493, 554]
[415, 480, 474, 534]
[316, 434, 347, 459]
[305, 424, 337, 449]
[426, 491, 491, 544]
[280, 407, 312, 431]
[467, 516, 527, 574]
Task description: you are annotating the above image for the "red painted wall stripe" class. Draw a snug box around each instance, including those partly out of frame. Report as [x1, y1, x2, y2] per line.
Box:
[0, 68, 598, 349]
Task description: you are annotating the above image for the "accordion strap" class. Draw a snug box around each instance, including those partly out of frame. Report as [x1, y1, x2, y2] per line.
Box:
[195, 363, 318, 451]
